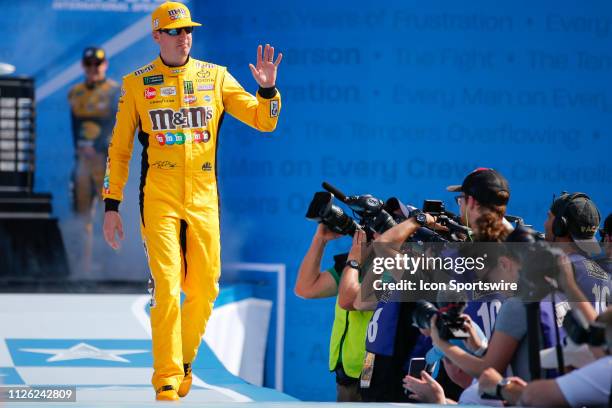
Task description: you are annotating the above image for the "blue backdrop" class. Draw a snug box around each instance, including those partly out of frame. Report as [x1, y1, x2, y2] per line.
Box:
[1, 0, 611, 401]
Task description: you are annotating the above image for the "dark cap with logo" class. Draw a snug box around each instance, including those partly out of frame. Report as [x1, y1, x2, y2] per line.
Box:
[82, 46, 106, 63]
[446, 168, 510, 206]
[551, 193, 601, 240]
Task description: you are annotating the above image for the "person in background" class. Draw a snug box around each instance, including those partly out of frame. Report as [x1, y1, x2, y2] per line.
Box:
[67, 46, 119, 274]
[544, 193, 609, 318]
[478, 307, 612, 407]
[598, 213, 612, 274]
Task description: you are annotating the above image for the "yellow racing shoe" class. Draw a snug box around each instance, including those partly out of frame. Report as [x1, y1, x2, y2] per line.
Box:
[178, 363, 192, 397]
[156, 385, 179, 401]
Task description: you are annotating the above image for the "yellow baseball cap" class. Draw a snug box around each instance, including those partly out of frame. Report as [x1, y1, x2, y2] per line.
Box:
[151, 2, 202, 31]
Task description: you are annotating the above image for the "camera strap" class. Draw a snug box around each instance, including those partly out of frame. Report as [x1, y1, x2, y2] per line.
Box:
[550, 290, 565, 375]
[526, 302, 542, 380]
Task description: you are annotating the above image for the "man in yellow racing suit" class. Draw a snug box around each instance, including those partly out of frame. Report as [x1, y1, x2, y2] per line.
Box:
[101, 1, 282, 401]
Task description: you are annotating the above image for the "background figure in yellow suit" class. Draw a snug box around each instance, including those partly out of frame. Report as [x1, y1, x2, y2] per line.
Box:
[68, 46, 119, 275]
[101, 2, 282, 401]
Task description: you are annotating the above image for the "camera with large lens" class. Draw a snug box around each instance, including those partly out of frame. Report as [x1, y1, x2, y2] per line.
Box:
[306, 182, 453, 242]
[305, 183, 400, 239]
[411, 300, 470, 340]
[563, 309, 607, 347]
[505, 226, 565, 299]
[305, 191, 360, 236]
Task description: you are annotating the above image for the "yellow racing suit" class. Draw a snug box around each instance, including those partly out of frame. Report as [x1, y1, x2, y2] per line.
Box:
[102, 55, 281, 391]
[68, 79, 119, 216]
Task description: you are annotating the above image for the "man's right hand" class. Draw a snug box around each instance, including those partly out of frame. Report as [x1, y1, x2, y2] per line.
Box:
[103, 211, 124, 250]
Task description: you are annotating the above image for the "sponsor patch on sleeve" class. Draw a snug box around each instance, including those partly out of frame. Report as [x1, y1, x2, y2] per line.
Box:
[103, 157, 111, 194]
[270, 100, 279, 118]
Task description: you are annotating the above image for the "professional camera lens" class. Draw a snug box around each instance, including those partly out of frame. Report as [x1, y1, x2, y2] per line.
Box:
[305, 192, 359, 236]
[411, 300, 439, 330]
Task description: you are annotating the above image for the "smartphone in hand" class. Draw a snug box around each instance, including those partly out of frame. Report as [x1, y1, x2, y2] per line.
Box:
[408, 357, 427, 378]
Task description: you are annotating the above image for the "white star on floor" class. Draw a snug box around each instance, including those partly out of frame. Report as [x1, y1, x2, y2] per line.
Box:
[20, 342, 149, 363]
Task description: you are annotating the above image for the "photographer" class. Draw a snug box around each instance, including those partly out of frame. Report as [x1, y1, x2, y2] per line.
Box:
[302, 184, 457, 402]
[359, 168, 514, 402]
[425, 170, 575, 383]
[598, 213, 612, 274]
[445, 167, 513, 242]
[294, 224, 372, 402]
[431, 168, 515, 336]
[478, 307, 612, 407]
[359, 210, 442, 402]
[544, 193, 610, 318]
[403, 247, 522, 405]
[601, 213, 612, 245]
[445, 168, 516, 338]
[429, 250, 575, 383]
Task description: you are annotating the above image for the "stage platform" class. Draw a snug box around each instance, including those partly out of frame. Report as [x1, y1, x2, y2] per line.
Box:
[0, 293, 295, 405]
[0, 293, 449, 407]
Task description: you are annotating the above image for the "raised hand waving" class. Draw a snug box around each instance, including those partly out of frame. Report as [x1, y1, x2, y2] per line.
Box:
[249, 43, 282, 88]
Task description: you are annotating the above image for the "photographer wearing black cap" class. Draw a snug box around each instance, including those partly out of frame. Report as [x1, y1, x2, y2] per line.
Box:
[545, 193, 601, 255]
[445, 167, 513, 242]
[361, 168, 515, 403]
[544, 193, 610, 321]
[424, 169, 567, 395]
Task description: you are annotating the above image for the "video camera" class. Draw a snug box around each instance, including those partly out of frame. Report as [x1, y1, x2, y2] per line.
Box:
[411, 300, 470, 340]
[504, 215, 545, 240]
[305, 182, 469, 242]
[505, 226, 566, 299]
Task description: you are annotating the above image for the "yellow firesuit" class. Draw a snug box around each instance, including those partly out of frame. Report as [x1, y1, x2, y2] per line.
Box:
[68, 79, 119, 215]
[102, 55, 281, 391]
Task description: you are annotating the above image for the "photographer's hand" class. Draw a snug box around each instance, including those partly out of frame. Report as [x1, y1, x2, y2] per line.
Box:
[429, 315, 447, 348]
[402, 371, 446, 404]
[314, 223, 343, 243]
[347, 228, 365, 263]
[423, 213, 437, 228]
[557, 254, 597, 321]
[338, 229, 365, 310]
[294, 224, 343, 299]
[461, 314, 486, 354]
[478, 368, 526, 405]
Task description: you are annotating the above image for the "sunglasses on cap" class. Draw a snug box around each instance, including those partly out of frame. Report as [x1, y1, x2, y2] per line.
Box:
[159, 27, 194, 36]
